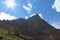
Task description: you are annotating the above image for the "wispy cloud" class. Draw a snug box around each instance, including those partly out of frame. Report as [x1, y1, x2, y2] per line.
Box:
[22, 2, 32, 14]
[30, 13, 44, 19]
[25, 14, 35, 19]
[52, 0, 60, 12]
[25, 16, 29, 19]
[50, 21, 60, 29]
[39, 14, 43, 19]
[25, 13, 43, 19]
[30, 13, 43, 19]
[28, 2, 32, 8]
[30, 14, 36, 17]
[0, 12, 16, 20]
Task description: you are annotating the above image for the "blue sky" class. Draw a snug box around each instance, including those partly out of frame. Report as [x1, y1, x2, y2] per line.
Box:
[0, 0, 60, 29]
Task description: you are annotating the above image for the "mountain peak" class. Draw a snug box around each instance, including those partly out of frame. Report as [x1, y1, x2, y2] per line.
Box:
[28, 14, 42, 20]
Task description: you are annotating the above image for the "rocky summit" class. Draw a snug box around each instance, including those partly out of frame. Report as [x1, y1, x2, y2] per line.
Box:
[0, 14, 60, 40]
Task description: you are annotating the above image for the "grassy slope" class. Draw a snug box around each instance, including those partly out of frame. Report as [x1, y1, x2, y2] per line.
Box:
[0, 27, 24, 40]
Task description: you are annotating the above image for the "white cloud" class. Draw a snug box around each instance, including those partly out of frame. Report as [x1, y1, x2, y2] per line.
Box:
[22, 2, 32, 14]
[39, 14, 43, 19]
[0, 12, 16, 20]
[30, 13, 43, 19]
[25, 14, 43, 19]
[25, 16, 29, 19]
[25, 14, 35, 19]
[52, 0, 60, 12]
[30, 14, 36, 17]
[28, 2, 32, 8]
[50, 21, 60, 29]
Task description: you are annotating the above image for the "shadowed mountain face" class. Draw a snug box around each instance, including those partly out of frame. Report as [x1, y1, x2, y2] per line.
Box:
[0, 14, 60, 40]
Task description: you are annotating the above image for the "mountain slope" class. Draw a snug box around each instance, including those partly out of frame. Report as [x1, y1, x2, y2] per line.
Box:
[0, 14, 60, 40]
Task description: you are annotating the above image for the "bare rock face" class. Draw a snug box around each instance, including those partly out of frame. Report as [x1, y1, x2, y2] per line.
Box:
[0, 14, 60, 40]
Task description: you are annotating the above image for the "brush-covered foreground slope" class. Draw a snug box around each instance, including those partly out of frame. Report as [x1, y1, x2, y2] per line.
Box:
[0, 27, 24, 40]
[0, 21, 27, 40]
